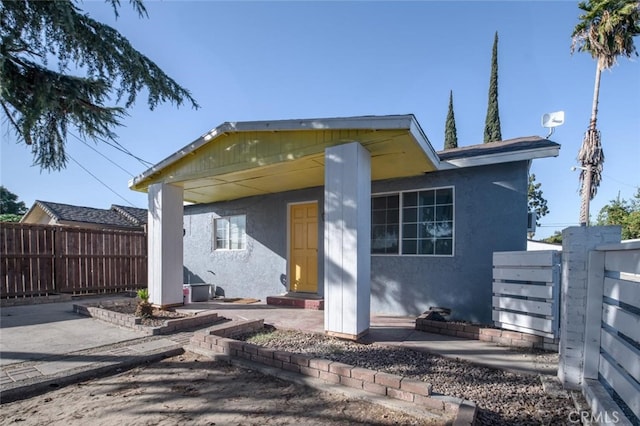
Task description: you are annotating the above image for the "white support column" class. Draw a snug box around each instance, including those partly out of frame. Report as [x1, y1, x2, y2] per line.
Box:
[148, 183, 184, 307]
[558, 226, 620, 389]
[324, 142, 371, 340]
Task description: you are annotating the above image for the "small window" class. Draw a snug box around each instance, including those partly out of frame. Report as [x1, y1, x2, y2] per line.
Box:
[214, 215, 246, 250]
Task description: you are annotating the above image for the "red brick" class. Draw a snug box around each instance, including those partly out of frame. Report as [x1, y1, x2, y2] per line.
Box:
[243, 344, 259, 355]
[502, 330, 524, 340]
[479, 328, 502, 337]
[387, 388, 414, 402]
[329, 362, 353, 377]
[340, 376, 363, 389]
[351, 367, 376, 383]
[447, 323, 465, 331]
[478, 334, 493, 342]
[374, 372, 402, 389]
[463, 325, 480, 335]
[363, 381, 387, 396]
[300, 366, 320, 378]
[509, 339, 534, 349]
[282, 362, 300, 373]
[492, 336, 512, 346]
[229, 341, 244, 351]
[253, 355, 271, 364]
[456, 331, 476, 339]
[400, 378, 431, 396]
[521, 333, 544, 344]
[309, 358, 332, 372]
[414, 395, 445, 411]
[257, 347, 275, 359]
[274, 351, 291, 363]
[290, 354, 310, 367]
[318, 371, 340, 384]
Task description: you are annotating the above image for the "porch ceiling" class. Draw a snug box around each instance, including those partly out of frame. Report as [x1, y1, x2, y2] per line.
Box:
[130, 116, 439, 204]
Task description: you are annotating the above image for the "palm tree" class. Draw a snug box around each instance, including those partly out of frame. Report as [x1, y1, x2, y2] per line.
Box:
[571, 0, 640, 225]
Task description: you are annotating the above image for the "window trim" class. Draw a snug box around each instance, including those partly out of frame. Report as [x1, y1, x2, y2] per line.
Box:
[212, 214, 247, 251]
[371, 186, 455, 257]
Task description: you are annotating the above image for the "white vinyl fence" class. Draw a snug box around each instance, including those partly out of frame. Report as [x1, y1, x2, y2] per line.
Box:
[583, 241, 640, 424]
[492, 250, 561, 339]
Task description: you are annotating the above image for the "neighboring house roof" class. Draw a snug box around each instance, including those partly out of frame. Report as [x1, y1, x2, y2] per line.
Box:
[129, 114, 560, 204]
[111, 205, 148, 226]
[21, 201, 146, 230]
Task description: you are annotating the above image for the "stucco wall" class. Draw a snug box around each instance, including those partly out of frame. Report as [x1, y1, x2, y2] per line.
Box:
[370, 161, 528, 323]
[183, 188, 325, 301]
[183, 161, 528, 323]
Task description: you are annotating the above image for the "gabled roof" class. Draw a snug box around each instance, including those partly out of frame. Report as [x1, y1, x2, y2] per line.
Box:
[129, 114, 560, 204]
[22, 201, 145, 229]
[111, 205, 147, 226]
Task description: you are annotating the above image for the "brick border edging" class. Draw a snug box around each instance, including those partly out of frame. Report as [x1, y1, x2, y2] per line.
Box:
[415, 317, 559, 352]
[73, 302, 221, 335]
[187, 320, 476, 424]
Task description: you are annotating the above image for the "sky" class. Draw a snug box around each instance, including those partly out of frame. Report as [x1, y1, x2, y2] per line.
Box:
[1, 1, 639, 239]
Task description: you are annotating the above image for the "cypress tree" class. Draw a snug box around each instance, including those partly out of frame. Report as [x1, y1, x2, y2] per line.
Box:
[444, 90, 458, 149]
[484, 31, 502, 143]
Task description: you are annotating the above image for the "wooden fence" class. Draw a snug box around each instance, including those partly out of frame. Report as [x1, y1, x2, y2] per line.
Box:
[492, 250, 562, 339]
[583, 241, 640, 423]
[1, 223, 147, 298]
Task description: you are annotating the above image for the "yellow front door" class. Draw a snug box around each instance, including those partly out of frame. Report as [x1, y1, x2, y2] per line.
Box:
[289, 202, 318, 293]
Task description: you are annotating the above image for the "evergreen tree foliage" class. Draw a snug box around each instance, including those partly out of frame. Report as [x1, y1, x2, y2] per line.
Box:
[0, 0, 199, 171]
[571, 0, 640, 224]
[528, 174, 549, 227]
[444, 90, 458, 149]
[542, 231, 563, 244]
[0, 185, 27, 215]
[596, 189, 640, 239]
[483, 32, 502, 143]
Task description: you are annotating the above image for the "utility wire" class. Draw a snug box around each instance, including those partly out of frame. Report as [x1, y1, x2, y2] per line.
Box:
[74, 132, 154, 168]
[67, 153, 138, 207]
[69, 132, 135, 177]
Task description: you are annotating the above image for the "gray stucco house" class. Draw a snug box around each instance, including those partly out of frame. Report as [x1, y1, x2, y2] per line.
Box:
[130, 114, 559, 330]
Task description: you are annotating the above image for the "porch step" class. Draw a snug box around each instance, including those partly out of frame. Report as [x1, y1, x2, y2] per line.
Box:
[266, 296, 324, 310]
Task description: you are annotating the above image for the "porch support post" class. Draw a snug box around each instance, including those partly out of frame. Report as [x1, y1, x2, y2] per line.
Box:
[324, 142, 371, 340]
[147, 183, 184, 307]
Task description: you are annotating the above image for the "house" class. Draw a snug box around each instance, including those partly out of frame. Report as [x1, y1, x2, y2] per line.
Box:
[21, 201, 147, 231]
[129, 114, 560, 330]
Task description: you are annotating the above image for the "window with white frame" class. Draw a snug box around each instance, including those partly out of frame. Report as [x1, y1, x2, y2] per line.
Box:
[371, 187, 454, 256]
[214, 215, 246, 250]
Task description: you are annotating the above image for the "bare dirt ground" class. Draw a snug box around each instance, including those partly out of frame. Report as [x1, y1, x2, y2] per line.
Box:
[0, 351, 445, 426]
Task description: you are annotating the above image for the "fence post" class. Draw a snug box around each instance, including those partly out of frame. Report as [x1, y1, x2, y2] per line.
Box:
[558, 226, 620, 389]
[583, 250, 605, 381]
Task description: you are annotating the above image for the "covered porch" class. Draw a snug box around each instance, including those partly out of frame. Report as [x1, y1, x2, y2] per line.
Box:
[129, 115, 440, 339]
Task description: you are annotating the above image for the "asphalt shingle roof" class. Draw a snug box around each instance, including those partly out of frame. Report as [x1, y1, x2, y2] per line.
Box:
[35, 201, 145, 229]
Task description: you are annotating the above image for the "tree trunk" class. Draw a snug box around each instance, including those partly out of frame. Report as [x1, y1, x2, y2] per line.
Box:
[579, 62, 603, 226]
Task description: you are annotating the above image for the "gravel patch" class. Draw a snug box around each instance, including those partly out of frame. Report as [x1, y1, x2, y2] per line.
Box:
[239, 328, 580, 426]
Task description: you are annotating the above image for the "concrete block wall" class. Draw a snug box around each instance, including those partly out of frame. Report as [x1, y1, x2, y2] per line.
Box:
[558, 226, 621, 390]
[74, 302, 221, 335]
[188, 321, 466, 418]
[415, 317, 559, 352]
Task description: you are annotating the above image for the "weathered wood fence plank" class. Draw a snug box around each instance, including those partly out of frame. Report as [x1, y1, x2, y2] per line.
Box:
[0, 223, 146, 298]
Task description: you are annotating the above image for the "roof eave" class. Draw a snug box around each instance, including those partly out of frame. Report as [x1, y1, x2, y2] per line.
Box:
[129, 114, 421, 191]
[438, 145, 561, 170]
